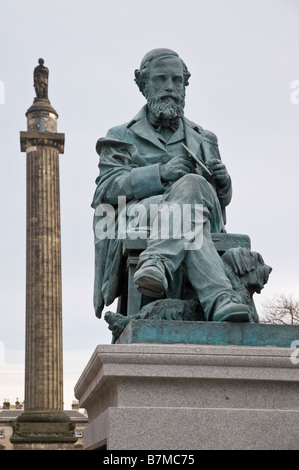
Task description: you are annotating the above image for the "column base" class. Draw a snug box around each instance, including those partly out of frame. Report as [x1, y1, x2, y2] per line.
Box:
[11, 410, 77, 450]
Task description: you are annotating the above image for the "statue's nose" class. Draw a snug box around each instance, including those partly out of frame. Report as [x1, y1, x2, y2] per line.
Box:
[164, 77, 174, 92]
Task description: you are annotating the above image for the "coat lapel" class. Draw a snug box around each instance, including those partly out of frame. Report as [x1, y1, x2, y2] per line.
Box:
[128, 106, 166, 152]
[128, 106, 204, 156]
[183, 117, 203, 159]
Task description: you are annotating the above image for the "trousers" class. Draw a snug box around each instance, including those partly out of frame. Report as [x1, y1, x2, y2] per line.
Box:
[136, 174, 235, 319]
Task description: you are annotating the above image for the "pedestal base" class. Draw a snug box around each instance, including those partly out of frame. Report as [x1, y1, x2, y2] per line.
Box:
[11, 410, 77, 450]
[75, 341, 299, 450]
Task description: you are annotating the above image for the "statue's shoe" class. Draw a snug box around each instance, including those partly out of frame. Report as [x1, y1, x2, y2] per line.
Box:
[133, 260, 168, 298]
[212, 293, 250, 322]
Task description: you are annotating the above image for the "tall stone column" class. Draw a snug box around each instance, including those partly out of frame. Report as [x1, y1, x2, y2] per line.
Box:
[11, 59, 76, 449]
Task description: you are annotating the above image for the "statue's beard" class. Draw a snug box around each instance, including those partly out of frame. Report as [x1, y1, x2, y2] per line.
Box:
[147, 93, 185, 121]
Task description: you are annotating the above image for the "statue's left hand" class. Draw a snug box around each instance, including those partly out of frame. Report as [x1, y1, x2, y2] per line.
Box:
[207, 159, 230, 188]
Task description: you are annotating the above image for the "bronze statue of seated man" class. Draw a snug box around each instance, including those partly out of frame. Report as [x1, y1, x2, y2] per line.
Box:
[91, 48, 270, 324]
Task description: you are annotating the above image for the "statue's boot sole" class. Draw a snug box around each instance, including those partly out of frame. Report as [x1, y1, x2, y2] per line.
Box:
[213, 311, 249, 322]
[134, 272, 167, 298]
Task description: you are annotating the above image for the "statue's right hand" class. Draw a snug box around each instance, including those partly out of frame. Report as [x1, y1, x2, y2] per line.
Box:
[160, 155, 194, 183]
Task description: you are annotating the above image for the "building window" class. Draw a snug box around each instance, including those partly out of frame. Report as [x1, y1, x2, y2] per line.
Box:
[0, 430, 4, 438]
[75, 429, 83, 438]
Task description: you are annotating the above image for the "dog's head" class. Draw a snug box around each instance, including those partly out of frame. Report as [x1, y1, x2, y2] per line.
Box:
[222, 247, 272, 294]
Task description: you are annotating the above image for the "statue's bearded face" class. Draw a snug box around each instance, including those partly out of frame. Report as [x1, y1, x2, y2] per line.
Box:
[144, 57, 186, 120]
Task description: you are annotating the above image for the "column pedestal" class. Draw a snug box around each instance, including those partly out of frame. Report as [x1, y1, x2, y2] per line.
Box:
[11, 410, 77, 450]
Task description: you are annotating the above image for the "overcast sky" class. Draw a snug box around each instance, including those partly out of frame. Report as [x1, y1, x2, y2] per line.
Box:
[0, 0, 299, 409]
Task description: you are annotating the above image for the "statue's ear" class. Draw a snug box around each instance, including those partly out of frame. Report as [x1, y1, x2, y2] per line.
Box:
[223, 247, 256, 276]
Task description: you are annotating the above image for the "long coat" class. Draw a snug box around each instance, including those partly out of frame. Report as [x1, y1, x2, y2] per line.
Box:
[91, 105, 232, 318]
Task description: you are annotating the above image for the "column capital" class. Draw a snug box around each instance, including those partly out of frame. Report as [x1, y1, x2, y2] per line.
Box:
[20, 131, 65, 154]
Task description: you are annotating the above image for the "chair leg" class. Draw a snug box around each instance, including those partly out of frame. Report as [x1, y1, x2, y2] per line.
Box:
[127, 256, 143, 317]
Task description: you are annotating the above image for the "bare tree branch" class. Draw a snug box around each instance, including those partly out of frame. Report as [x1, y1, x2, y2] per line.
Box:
[260, 293, 299, 325]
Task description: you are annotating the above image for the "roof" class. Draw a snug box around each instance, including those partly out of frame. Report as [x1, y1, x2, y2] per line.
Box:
[0, 410, 21, 421]
[64, 410, 88, 422]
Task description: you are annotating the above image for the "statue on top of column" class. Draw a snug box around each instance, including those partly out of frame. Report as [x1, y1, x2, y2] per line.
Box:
[34, 58, 48, 99]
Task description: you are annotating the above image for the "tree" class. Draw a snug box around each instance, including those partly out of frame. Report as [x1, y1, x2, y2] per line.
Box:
[261, 293, 299, 325]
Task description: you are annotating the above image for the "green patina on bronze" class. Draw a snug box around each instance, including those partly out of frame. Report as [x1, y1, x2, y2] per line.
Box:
[92, 48, 273, 343]
[117, 320, 299, 348]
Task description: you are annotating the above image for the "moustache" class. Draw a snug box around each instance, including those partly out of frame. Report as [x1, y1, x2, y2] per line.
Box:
[156, 93, 181, 102]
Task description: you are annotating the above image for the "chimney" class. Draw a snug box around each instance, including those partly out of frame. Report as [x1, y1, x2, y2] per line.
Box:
[15, 398, 23, 410]
[3, 399, 10, 410]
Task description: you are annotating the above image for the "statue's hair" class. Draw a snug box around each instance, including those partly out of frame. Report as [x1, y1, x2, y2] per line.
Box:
[134, 48, 191, 96]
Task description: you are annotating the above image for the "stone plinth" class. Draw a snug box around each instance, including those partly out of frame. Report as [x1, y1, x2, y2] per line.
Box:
[74, 341, 299, 450]
[117, 319, 299, 347]
[11, 410, 77, 450]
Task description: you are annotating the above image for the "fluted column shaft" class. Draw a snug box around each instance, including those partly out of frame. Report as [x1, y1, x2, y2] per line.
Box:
[25, 144, 63, 410]
[20, 127, 65, 412]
